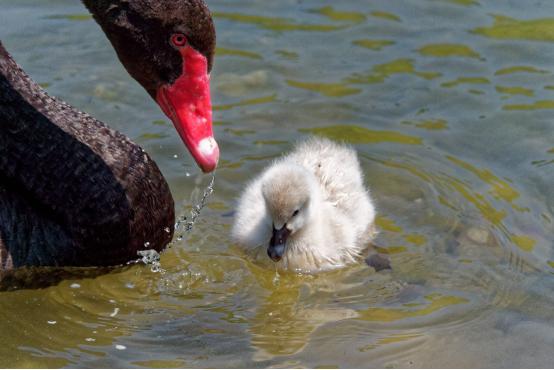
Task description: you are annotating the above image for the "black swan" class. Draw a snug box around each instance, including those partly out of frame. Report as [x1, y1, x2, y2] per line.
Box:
[0, 0, 218, 273]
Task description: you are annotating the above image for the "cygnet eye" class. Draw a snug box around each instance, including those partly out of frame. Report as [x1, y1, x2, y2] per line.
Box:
[292, 210, 299, 217]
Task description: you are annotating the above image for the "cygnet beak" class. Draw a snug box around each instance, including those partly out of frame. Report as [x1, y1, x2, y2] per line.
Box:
[268, 225, 290, 262]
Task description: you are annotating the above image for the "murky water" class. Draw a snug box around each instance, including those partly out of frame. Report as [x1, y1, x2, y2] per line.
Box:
[2, 0, 554, 367]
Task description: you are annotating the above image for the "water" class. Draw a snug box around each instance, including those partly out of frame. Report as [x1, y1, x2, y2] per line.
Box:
[1, 0, 554, 367]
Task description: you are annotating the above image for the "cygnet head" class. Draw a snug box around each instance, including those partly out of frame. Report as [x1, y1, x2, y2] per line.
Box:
[261, 163, 319, 262]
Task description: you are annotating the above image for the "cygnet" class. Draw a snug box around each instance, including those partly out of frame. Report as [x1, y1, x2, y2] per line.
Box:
[231, 137, 376, 273]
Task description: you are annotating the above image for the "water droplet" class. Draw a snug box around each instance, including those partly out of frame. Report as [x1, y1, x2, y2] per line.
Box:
[47, 320, 57, 325]
[272, 271, 281, 287]
[137, 249, 165, 273]
[115, 344, 126, 351]
[183, 175, 215, 232]
[144, 241, 150, 248]
[173, 154, 179, 159]
[109, 308, 120, 317]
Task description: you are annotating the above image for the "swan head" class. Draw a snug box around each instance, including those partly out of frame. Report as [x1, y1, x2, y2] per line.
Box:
[82, 0, 218, 172]
[261, 163, 319, 262]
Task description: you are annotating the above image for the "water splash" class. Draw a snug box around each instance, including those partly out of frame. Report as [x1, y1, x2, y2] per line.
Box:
[136, 249, 164, 273]
[272, 268, 281, 287]
[174, 173, 216, 237]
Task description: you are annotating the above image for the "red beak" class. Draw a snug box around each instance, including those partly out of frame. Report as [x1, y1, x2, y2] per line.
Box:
[156, 45, 219, 173]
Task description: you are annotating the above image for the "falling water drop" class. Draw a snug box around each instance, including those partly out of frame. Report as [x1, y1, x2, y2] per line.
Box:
[185, 174, 215, 232]
[272, 270, 281, 287]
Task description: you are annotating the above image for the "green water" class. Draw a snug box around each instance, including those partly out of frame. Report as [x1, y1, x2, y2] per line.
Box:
[1, 0, 554, 367]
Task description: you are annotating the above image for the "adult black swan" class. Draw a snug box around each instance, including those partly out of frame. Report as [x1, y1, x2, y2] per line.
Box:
[0, 0, 218, 273]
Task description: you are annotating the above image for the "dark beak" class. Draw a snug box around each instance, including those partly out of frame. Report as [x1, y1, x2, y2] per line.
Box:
[268, 225, 291, 262]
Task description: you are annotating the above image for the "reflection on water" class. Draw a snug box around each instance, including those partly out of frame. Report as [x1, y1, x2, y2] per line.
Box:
[300, 125, 423, 145]
[1, 0, 554, 367]
[418, 43, 481, 59]
[212, 11, 345, 32]
[473, 15, 554, 42]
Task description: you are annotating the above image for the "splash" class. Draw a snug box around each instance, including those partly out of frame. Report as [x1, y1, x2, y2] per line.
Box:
[136, 249, 165, 273]
[272, 267, 281, 287]
[174, 173, 216, 236]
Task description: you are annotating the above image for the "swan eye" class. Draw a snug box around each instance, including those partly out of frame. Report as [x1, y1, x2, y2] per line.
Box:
[170, 33, 188, 48]
[292, 210, 299, 217]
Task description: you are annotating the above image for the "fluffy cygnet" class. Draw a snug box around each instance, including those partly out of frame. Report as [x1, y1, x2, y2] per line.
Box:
[231, 137, 376, 273]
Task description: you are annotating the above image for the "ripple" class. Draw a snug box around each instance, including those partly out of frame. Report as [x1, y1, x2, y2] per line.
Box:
[444, 0, 479, 6]
[358, 332, 424, 352]
[370, 11, 402, 22]
[46, 14, 92, 21]
[510, 234, 536, 252]
[299, 125, 422, 145]
[346, 59, 442, 85]
[473, 15, 554, 42]
[216, 47, 263, 60]
[503, 100, 554, 110]
[311, 6, 366, 23]
[212, 12, 345, 32]
[275, 49, 299, 60]
[418, 43, 481, 59]
[353, 39, 395, 51]
[495, 66, 549, 76]
[376, 216, 403, 233]
[441, 76, 490, 88]
[445, 155, 521, 207]
[139, 132, 169, 141]
[286, 80, 362, 97]
[402, 119, 449, 131]
[357, 294, 469, 323]
[214, 94, 277, 111]
[495, 85, 534, 97]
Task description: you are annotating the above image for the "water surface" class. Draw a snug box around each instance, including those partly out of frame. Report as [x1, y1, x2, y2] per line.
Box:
[1, 0, 554, 367]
